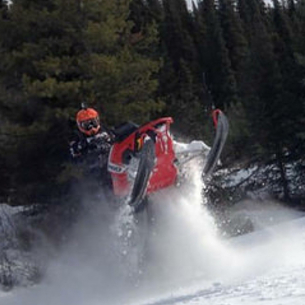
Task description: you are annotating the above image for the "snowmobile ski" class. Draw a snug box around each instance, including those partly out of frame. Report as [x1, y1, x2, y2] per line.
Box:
[202, 109, 229, 179]
[127, 136, 156, 212]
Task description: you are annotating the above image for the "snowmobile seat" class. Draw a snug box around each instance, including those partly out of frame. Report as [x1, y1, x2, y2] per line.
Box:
[113, 121, 139, 143]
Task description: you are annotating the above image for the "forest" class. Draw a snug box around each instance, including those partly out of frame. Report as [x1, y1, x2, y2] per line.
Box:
[0, 0, 304, 209]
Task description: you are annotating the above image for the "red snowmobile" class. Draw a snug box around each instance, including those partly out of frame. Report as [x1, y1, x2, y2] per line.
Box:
[108, 109, 229, 212]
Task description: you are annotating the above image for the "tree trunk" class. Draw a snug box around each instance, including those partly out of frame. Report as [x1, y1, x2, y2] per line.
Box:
[276, 148, 290, 202]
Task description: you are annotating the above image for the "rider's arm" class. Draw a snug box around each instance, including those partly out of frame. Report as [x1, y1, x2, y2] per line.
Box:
[69, 140, 83, 158]
[69, 133, 87, 159]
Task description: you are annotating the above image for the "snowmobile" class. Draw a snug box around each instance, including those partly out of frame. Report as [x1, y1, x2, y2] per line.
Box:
[108, 109, 229, 212]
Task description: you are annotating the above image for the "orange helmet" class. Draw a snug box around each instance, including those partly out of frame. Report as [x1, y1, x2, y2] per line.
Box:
[76, 107, 101, 136]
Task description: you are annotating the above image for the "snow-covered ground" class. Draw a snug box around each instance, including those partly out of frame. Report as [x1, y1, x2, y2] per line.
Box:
[1, 165, 305, 305]
[186, 0, 273, 10]
[139, 216, 305, 305]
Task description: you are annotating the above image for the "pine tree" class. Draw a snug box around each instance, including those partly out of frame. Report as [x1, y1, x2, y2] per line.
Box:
[217, 0, 252, 157]
[273, 0, 305, 160]
[162, 0, 199, 74]
[236, 0, 304, 200]
[158, 0, 205, 136]
[0, 0, 11, 201]
[198, 0, 238, 109]
[147, 0, 164, 23]
[0, 0, 162, 204]
[236, 0, 281, 148]
[218, 0, 250, 87]
[294, 1, 305, 55]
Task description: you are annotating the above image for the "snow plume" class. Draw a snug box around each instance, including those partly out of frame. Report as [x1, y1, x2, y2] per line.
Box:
[224, 199, 303, 233]
[229, 201, 305, 273]
[1, 165, 304, 305]
[0, 192, 142, 305]
[0, 163, 234, 304]
[139, 165, 233, 286]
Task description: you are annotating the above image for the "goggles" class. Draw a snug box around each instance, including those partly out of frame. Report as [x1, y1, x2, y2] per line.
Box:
[79, 118, 100, 131]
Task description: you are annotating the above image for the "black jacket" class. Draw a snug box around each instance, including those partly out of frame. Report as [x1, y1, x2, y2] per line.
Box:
[70, 130, 112, 164]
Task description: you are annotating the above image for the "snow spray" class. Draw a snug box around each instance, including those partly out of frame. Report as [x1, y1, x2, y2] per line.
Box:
[2, 163, 304, 305]
[6, 162, 234, 305]
[108, 161, 240, 302]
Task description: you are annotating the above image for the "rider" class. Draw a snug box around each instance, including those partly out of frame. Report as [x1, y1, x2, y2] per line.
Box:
[69, 104, 114, 188]
[70, 104, 211, 194]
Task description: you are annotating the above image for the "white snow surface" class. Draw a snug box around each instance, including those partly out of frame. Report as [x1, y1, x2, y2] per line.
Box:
[186, 0, 273, 10]
[1, 164, 305, 305]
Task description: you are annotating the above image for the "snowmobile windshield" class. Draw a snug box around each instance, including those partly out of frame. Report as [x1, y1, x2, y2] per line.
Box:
[80, 118, 99, 131]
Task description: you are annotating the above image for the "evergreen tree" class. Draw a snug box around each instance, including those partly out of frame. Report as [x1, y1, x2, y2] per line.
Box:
[294, 1, 305, 55]
[162, 0, 199, 73]
[271, 0, 304, 150]
[129, 0, 149, 33]
[218, 0, 250, 86]
[198, 0, 238, 109]
[0, 0, 11, 201]
[276, 1, 305, 159]
[128, 0, 164, 103]
[216, 0, 253, 158]
[236, 0, 304, 200]
[159, 0, 204, 136]
[0, 0, 162, 204]
[147, 0, 164, 23]
[236, 0, 281, 150]
[82, 0, 163, 124]
[0, 0, 304, 206]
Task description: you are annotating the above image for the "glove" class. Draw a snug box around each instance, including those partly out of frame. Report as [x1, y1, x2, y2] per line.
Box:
[70, 141, 82, 158]
[94, 132, 112, 152]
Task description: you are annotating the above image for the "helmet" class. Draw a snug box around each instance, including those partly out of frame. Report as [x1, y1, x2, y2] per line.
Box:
[76, 107, 101, 136]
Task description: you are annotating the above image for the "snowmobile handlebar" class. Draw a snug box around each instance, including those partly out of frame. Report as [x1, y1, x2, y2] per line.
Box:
[144, 117, 173, 131]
